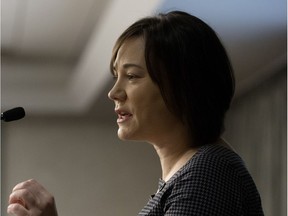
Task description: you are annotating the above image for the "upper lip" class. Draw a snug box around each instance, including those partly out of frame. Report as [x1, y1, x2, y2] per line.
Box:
[115, 108, 132, 116]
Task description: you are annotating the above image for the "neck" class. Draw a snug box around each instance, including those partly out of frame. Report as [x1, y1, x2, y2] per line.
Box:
[156, 145, 198, 182]
[146, 120, 200, 182]
[150, 130, 199, 182]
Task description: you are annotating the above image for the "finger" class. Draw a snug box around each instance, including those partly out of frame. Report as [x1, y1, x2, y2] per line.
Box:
[7, 203, 29, 216]
[12, 179, 37, 192]
[9, 196, 26, 208]
[9, 189, 36, 209]
[13, 179, 48, 200]
[23, 179, 55, 208]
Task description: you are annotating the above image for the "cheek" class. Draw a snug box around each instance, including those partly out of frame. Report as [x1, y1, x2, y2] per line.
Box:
[135, 90, 169, 124]
[144, 90, 179, 127]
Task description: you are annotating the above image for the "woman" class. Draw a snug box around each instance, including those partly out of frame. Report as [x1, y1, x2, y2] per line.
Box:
[7, 11, 264, 216]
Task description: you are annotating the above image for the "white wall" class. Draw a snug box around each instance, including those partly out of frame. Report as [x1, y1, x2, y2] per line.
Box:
[2, 118, 160, 216]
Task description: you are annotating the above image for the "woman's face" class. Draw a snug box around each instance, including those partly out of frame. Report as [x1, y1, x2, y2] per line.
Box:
[108, 37, 182, 143]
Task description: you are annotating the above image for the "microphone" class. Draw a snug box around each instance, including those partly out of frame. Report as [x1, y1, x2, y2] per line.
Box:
[1, 107, 26, 122]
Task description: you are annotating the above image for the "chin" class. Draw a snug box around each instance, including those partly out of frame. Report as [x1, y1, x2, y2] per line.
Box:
[117, 128, 142, 141]
[117, 129, 132, 140]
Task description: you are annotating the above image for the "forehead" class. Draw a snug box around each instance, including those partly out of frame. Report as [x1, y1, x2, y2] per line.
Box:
[113, 37, 146, 70]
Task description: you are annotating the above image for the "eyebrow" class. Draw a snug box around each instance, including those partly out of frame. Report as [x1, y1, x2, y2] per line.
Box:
[113, 63, 144, 73]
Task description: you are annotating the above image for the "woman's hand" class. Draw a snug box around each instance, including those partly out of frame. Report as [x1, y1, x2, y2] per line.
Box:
[7, 179, 58, 216]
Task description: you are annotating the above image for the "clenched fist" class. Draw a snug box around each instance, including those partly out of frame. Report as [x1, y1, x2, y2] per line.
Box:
[7, 179, 58, 216]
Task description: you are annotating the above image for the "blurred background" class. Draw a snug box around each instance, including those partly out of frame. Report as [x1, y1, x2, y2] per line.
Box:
[1, 0, 286, 215]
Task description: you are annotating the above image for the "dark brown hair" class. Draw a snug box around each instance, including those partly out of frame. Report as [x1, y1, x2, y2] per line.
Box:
[110, 11, 235, 146]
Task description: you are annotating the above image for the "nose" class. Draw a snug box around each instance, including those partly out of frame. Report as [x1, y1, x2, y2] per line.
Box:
[108, 82, 127, 102]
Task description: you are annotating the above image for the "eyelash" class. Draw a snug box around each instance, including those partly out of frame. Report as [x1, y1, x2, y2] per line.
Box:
[127, 74, 136, 80]
[112, 75, 118, 81]
[112, 74, 138, 81]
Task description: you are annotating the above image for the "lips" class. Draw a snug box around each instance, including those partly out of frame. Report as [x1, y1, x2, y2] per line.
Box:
[115, 109, 133, 123]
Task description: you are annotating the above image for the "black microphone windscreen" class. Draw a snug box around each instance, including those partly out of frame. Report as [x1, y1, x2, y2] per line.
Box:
[1, 107, 26, 122]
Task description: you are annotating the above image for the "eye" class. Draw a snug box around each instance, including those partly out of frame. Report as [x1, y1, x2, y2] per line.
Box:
[127, 74, 136, 80]
[112, 73, 118, 81]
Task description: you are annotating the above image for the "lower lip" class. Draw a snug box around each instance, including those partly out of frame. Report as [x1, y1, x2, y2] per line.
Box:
[117, 115, 133, 123]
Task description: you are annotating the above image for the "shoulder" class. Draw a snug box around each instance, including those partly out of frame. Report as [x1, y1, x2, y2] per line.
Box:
[164, 144, 245, 193]
[188, 144, 246, 174]
[174, 144, 257, 195]
[163, 144, 257, 215]
[172, 144, 246, 188]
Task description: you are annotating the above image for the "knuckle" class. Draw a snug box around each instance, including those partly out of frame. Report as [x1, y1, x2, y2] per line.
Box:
[21, 188, 30, 198]
[28, 178, 37, 184]
[14, 179, 37, 191]
[23, 179, 34, 186]
[45, 194, 55, 206]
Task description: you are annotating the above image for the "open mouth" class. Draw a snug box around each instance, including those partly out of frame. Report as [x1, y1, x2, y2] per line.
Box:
[116, 111, 133, 123]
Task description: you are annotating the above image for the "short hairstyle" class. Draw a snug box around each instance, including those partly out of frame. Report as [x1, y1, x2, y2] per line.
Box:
[110, 11, 235, 146]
